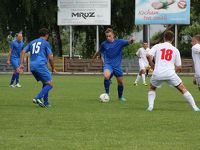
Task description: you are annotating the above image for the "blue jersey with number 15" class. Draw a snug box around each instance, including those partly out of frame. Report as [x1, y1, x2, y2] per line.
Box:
[24, 38, 52, 70]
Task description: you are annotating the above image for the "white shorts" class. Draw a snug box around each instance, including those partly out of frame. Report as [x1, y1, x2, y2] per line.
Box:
[139, 61, 148, 71]
[150, 74, 182, 88]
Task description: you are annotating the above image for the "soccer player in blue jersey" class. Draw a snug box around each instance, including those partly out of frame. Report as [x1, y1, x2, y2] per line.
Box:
[93, 28, 134, 101]
[19, 28, 56, 107]
[7, 33, 24, 87]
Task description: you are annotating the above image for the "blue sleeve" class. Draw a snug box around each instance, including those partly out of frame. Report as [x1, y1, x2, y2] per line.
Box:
[99, 43, 105, 53]
[24, 44, 30, 53]
[119, 39, 129, 47]
[10, 41, 14, 49]
[46, 43, 53, 55]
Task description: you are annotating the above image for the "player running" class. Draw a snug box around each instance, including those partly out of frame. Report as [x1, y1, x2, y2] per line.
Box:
[7, 33, 24, 87]
[93, 28, 134, 101]
[191, 35, 200, 90]
[134, 41, 150, 86]
[19, 28, 56, 107]
[147, 31, 200, 111]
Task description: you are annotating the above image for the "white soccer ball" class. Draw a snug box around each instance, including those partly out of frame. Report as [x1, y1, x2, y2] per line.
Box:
[99, 93, 110, 102]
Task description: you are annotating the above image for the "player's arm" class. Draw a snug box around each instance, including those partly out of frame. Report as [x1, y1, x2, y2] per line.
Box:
[7, 48, 12, 65]
[175, 50, 182, 73]
[48, 54, 56, 73]
[147, 55, 155, 69]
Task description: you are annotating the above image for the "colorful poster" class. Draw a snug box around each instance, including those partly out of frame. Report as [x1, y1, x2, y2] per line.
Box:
[135, 0, 190, 24]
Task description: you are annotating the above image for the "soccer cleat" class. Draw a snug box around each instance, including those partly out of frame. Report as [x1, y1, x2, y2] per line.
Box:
[134, 82, 138, 86]
[33, 99, 38, 104]
[147, 106, 153, 111]
[119, 97, 126, 102]
[15, 83, 22, 88]
[143, 83, 148, 86]
[193, 107, 200, 112]
[9, 84, 15, 88]
[33, 99, 45, 108]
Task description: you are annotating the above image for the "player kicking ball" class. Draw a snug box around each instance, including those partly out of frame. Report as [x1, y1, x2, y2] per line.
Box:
[93, 28, 134, 102]
[19, 28, 56, 108]
[147, 31, 200, 112]
[191, 35, 200, 91]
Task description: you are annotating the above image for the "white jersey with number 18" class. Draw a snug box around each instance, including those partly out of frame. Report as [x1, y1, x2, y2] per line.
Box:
[149, 42, 182, 79]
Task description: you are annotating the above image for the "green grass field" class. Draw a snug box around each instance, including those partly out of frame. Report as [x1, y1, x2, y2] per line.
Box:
[1, 74, 200, 150]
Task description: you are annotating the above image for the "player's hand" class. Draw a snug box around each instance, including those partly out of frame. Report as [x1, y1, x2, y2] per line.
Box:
[18, 65, 24, 73]
[7, 60, 10, 65]
[52, 68, 57, 74]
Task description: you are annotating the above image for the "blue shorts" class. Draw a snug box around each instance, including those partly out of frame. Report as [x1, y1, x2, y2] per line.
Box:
[31, 66, 52, 83]
[103, 64, 123, 77]
[11, 58, 20, 70]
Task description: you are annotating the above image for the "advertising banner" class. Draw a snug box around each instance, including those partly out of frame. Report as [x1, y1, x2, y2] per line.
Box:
[58, 0, 111, 25]
[135, 0, 190, 24]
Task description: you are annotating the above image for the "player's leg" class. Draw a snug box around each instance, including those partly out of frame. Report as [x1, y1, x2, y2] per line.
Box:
[103, 64, 112, 95]
[10, 59, 18, 87]
[15, 59, 21, 87]
[32, 68, 53, 107]
[147, 84, 157, 111]
[134, 63, 143, 85]
[147, 75, 162, 111]
[114, 67, 126, 101]
[169, 74, 200, 111]
[141, 69, 147, 86]
[10, 71, 17, 87]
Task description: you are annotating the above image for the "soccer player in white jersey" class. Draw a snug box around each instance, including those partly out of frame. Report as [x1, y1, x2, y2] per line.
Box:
[147, 31, 200, 112]
[134, 41, 150, 86]
[191, 35, 200, 90]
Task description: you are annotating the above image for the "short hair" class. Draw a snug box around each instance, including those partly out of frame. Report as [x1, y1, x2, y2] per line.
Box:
[164, 30, 174, 42]
[39, 28, 49, 37]
[105, 28, 114, 34]
[194, 35, 200, 42]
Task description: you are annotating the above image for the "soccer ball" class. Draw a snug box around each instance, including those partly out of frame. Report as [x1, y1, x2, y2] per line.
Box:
[99, 93, 110, 102]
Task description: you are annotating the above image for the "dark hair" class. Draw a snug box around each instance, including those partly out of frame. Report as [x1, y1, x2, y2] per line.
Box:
[194, 35, 200, 42]
[105, 28, 114, 34]
[39, 28, 49, 37]
[164, 30, 174, 42]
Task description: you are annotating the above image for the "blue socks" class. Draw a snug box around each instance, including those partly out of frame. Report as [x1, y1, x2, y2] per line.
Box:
[35, 84, 53, 101]
[104, 79, 110, 94]
[118, 85, 124, 98]
[10, 73, 16, 85]
[10, 73, 20, 85]
[15, 73, 19, 84]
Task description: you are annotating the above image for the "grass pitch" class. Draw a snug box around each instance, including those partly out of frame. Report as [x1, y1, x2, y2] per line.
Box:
[0, 74, 200, 150]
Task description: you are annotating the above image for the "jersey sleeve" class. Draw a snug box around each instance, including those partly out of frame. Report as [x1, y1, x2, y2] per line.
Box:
[175, 49, 182, 66]
[149, 45, 157, 57]
[10, 41, 14, 50]
[192, 46, 200, 54]
[24, 43, 30, 53]
[119, 39, 129, 47]
[99, 43, 105, 53]
[135, 48, 140, 57]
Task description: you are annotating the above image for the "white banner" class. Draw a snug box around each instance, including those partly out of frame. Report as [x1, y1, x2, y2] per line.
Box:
[57, 0, 111, 25]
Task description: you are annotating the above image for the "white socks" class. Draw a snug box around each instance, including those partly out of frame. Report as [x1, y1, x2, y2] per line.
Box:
[141, 74, 146, 84]
[135, 74, 141, 83]
[148, 91, 156, 111]
[183, 91, 199, 110]
[135, 74, 146, 83]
